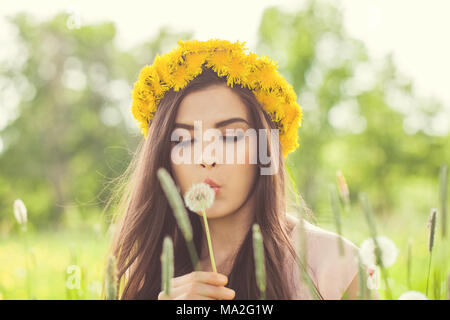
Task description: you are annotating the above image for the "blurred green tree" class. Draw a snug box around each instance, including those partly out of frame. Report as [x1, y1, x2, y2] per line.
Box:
[256, 0, 449, 219]
[0, 11, 191, 229]
[0, 0, 448, 231]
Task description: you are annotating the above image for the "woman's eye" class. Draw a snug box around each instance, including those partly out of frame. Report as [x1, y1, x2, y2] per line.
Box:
[174, 135, 243, 147]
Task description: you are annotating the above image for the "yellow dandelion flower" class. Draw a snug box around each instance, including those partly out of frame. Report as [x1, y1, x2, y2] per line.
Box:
[131, 102, 142, 121]
[225, 53, 250, 87]
[130, 39, 304, 158]
[280, 125, 299, 157]
[270, 72, 287, 91]
[138, 120, 149, 137]
[137, 65, 153, 83]
[171, 64, 190, 91]
[242, 53, 260, 86]
[205, 49, 231, 77]
[284, 103, 303, 131]
[179, 39, 209, 55]
[137, 65, 168, 100]
[245, 71, 261, 90]
[152, 79, 169, 101]
[132, 82, 153, 103]
[131, 99, 149, 122]
[184, 51, 208, 76]
[256, 64, 279, 91]
[283, 82, 297, 105]
[203, 39, 222, 52]
[154, 55, 173, 86]
[168, 46, 184, 66]
[245, 52, 259, 67]
[254, 90, 285, 121]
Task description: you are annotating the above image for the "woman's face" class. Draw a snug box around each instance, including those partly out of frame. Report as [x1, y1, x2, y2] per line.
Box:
[170, 84, 258, 219]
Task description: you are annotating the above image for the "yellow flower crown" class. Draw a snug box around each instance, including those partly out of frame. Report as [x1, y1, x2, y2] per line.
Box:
[131, 39, 303, 158]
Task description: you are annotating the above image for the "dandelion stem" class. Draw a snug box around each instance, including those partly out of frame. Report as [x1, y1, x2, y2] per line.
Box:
[21, 228, 32, 299]
[357, 255, 371, 300]
[202, 209, 216, 273]
[360, 193, 392, 299]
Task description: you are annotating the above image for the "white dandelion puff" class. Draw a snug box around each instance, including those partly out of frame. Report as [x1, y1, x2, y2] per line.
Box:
[398, 291, 428, 300]
[14, 199, 28, 226]
[184, 182, 217, 272]
[360, 236, 398, 267]
[184, 182, 215, 213]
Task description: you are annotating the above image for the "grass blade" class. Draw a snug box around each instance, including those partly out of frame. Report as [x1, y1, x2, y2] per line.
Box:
[439, 164, 447, 239]
[252, 223, 266, 300]
[105, 254, 118, 300]
[157, 167, 200, 271]
[161, 236, 174, 297]
[426, 208, 437, 296]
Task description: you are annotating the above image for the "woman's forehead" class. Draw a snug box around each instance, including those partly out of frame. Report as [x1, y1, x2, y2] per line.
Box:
[175, 85, 250, 125]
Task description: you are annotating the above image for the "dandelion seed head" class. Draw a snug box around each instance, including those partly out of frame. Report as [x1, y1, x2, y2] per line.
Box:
[359, 235, 398, 267]
[184, 182, 215, 213]
[13, 199, 27, 225]
[398, 291, 428, 300]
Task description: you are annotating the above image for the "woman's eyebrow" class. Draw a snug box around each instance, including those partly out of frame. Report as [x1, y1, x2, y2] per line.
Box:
[174, 117, 250, 130]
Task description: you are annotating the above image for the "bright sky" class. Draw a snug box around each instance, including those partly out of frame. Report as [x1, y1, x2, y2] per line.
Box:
[1, 0, 449, 113]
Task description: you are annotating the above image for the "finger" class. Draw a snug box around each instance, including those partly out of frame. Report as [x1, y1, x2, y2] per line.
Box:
[158, 291, 169, 300]
[172, 271, 228, 287]
[171, 281, 235, 300]
[174, 293, 215, 300]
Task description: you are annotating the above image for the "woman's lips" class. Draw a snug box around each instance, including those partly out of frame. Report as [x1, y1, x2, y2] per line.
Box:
[203, 178, 221, 196]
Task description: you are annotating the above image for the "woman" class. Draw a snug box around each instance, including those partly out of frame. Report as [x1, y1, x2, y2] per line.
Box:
[106, 39, 378, 300]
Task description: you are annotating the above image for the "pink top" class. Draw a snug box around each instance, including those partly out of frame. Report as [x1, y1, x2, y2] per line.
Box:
[284, 216, 360, 300]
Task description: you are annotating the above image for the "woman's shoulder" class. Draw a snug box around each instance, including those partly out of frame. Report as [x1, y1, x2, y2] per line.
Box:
[287, 214, 359, 251]
[286, 213, 360, 299]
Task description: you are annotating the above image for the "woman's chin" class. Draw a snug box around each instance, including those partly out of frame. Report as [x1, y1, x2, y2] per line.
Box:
[197, 205, 230, 219]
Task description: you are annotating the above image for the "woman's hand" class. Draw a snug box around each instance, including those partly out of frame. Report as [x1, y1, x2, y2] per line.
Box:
[158, 271, 236, 300]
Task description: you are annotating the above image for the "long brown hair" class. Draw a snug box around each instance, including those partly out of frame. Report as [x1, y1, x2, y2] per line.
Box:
[105, 66, 321, 299]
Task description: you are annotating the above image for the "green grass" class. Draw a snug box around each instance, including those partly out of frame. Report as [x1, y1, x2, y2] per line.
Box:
[0, 202, 448, 300]
[0, 227, 110, 300]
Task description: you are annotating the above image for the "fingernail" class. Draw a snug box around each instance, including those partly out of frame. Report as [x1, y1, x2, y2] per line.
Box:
[227, 289, 235, 298]
[219, 275, 228, 283]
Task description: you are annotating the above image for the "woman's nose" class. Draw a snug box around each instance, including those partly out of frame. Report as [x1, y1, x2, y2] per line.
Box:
[200, 160, 217, 168]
